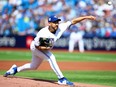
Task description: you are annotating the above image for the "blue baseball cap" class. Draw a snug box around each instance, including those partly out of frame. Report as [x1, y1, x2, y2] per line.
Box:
[48, 15, 61, 22]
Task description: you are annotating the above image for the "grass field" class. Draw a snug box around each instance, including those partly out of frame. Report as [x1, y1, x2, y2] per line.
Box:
[0, 50, 116, 87]
[0, 50, 116, 62]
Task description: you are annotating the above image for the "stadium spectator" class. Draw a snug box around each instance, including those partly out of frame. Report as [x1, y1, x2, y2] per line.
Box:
[1, 0, 13, 15]
[0, 0, 116, 37]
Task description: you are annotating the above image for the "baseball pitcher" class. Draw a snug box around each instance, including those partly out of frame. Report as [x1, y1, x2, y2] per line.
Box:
[4, 15, 96, 86]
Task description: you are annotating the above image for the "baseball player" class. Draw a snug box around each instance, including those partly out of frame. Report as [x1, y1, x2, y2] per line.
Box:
[4, 15, 96, 86]
[69, 25, 85, 53]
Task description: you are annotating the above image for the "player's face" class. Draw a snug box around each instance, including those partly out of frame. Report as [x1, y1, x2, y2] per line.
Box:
[49, 21, 59, 32]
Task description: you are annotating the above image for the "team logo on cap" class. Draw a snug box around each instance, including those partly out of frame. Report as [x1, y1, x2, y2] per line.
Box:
[54, 16, 57, 18]
[49, 18, 51, 21]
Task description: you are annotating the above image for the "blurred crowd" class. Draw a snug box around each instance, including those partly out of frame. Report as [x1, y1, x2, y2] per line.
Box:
[0, 0, 116, 37]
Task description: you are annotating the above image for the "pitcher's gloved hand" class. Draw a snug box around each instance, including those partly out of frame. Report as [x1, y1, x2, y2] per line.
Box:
[39, 37, 53, 47]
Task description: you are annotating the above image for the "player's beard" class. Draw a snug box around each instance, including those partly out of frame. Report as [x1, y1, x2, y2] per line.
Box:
[49, 26, 57, 34]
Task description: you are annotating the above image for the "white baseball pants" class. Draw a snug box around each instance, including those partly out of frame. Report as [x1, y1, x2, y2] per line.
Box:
[17, 41, 64, 79]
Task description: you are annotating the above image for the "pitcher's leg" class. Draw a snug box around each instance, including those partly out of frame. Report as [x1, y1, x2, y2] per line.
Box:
[4, 54, 43, 77]
[44, 51, 74, 85]
[17, 55, 43, 72]
[45, 52, 64, 79]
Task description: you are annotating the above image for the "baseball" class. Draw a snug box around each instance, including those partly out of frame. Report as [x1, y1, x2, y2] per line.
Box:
[108, 1, 112, 5]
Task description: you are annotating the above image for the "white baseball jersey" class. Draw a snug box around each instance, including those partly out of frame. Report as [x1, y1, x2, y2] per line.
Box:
[19, 21, 72, 79]
[32, 21, 72, 49]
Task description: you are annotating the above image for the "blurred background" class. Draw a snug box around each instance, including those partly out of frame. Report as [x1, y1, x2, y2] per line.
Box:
[0, 1, 116, 86]
[0, 0, 116, 51]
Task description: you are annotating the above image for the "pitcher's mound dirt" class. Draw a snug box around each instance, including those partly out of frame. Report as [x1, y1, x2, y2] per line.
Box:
[0, 76, 111, 87]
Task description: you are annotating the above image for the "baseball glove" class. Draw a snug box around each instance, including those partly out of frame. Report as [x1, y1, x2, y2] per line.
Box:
[39, 37, 53, 47]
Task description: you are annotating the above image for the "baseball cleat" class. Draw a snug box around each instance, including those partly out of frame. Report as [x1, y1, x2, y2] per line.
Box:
[4, 64, 17, 77]
[58, 77, 74, 86]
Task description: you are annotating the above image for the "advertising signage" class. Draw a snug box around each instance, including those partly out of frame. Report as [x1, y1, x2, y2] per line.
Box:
[0, 35, 116, 51]
[0, 35, 34, 48]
